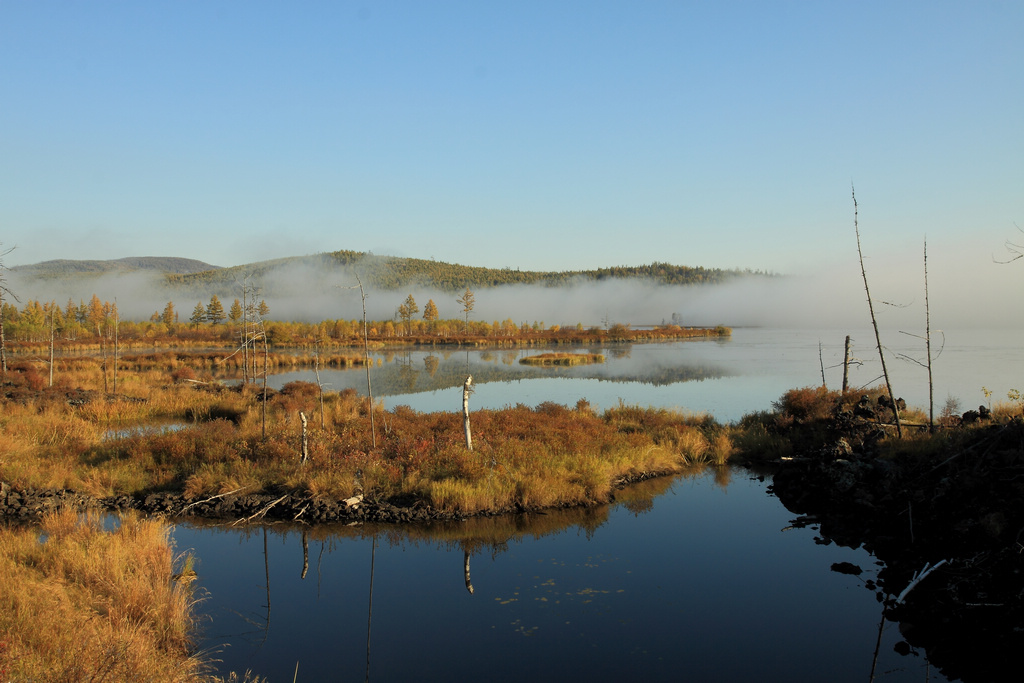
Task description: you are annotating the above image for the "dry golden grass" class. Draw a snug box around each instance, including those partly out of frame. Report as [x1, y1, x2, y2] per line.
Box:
[1, 355, 734, 514]
[0, 508, 217, 682]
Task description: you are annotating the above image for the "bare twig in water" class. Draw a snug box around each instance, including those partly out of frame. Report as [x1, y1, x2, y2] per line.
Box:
[178, 484, 254, 516]
[232, 495, 289, 526]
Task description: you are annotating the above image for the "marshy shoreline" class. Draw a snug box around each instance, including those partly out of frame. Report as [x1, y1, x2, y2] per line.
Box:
[3, 343, 1024, 682]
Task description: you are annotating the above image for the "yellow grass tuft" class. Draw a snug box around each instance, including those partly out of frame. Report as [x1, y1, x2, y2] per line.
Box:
[0, 508, 220, 682]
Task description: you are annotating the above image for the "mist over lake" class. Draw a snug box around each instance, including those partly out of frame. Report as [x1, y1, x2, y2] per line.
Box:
[260, 327, 1022, 423]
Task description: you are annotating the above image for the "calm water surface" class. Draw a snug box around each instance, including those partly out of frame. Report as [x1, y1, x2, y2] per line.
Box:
[177, 328, 1023, 681]
[178, 471, 939, 682]
[266, 327, 1024, 422]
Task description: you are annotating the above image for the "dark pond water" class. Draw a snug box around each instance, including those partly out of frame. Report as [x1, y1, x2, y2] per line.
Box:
[177, 470, 943, 682]
[174, 327, 1023, 681]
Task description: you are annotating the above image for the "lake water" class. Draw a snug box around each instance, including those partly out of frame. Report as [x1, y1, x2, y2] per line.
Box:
[179, 471, 940, 682]
[176, 327, 1023, 681]
[264, 327, 1024, 423]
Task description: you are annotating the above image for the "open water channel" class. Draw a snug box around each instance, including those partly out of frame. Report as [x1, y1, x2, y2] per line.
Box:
[178, 327, 1022, 681]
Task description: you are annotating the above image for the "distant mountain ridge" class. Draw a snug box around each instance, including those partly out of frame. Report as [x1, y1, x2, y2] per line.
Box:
[13, 257, 220, 277]
[12, 250, 763, 294]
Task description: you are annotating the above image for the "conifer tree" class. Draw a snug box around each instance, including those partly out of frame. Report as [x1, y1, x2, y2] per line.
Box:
[206, 295, 226, 325]
[190, 302, 206, 329]
[423, 299, 439, 331]
[87, 294, 104, 333]
[161, 301, 176, 325]
[229, 298, 243, 324]
[456, 287, 475, 333]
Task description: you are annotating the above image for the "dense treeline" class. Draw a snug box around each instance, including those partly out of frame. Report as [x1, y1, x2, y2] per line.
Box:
[2, 288, 729, 348]
[162, 250, 760, 293]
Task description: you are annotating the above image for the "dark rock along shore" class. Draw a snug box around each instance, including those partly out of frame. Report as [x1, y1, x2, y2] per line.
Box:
[769, 419, 1024, 683]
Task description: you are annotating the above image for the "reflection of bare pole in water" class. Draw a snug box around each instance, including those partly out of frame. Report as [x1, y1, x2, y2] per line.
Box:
[301, 530, 309, 580]
[464, 550, 474, 594]
[365, 535, 376, 683]
[317, 541, 325, 597]
[868, 606, 886, 682]
[261, 526, 271, 646]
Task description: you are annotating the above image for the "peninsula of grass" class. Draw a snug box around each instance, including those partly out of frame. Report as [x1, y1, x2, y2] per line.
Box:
[519, 352, 604, 366]
[0, 356, 731, 516]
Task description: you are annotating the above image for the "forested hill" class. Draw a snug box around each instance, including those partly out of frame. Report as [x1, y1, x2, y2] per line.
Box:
[11, 250, 760, 295]
[165, 250, 756, 293]
[12, 257, 219, 278]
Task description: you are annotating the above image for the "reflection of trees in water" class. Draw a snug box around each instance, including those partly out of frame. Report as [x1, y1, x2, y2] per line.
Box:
[423, 355, 439, 377]
[357, 357, 733, 397]
[188, 468, 726, 674]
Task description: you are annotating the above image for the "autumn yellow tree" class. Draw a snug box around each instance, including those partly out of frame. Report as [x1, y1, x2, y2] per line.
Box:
[161, 301, 176, 326]
[423, 299, 439, 332]
[397, 294, 419, 335]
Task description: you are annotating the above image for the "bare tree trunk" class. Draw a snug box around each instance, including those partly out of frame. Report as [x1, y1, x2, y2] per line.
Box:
[463, 550, 474, 594]
[356, 276, 376, 448]
[49, 307, 55, 387]
[0, 295, 6, 375]
[262, 328, 269, 441]
[842, 335, 851, 393]
[99, 324, 108, 395]
[299, 411, 309, 464]
[314, 342, 325, 430]
[113, 301, 118, 395]
[818, 340, 826, 388]
[924, 238, 935, 433]
[462, 375, 473, 451]
[242, 284, 249, 384]
[852, 186, 903, 438]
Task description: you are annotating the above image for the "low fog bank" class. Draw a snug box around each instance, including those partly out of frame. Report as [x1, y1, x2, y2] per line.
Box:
[8, 238, 1019, 331]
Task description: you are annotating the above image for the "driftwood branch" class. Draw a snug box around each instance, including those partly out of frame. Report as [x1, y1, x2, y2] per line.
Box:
[178, 484, 254, 516]
[232, 494, 289, 526]
[895, 559, 948, 605]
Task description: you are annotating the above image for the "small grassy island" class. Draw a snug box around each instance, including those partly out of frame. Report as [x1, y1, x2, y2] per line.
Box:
[519, 352, 605, 366]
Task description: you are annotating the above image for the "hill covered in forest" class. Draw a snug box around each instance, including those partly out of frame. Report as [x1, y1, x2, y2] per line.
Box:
[167, 250, 757, 293]
[10, 249, 764, 297]
[12, 257, 220, 278]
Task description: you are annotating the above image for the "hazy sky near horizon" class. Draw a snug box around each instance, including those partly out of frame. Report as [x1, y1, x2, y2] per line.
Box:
[2, 2, 1022, 308]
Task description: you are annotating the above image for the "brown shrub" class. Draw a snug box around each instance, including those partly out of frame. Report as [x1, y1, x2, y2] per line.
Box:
[773, 386, 840, 422]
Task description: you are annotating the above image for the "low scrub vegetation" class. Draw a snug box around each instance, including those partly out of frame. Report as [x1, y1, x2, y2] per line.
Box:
[0, 357, 726, 514]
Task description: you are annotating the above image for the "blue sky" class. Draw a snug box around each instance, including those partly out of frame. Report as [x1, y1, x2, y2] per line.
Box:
[2, 1, 1021, 281]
